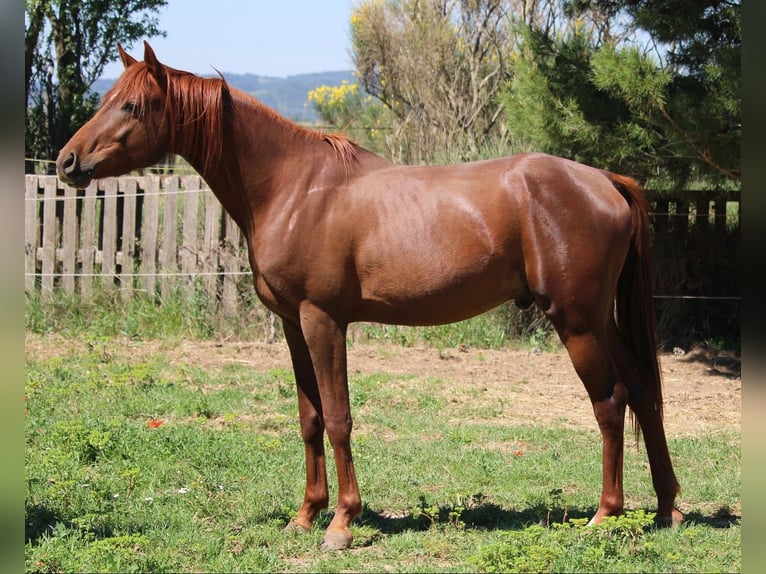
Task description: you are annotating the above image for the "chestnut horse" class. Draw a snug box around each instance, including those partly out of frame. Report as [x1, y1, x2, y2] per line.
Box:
[57, 42, 682, 550]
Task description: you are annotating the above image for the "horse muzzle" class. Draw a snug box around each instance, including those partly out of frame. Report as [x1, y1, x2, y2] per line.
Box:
[56, 150, 95, 189]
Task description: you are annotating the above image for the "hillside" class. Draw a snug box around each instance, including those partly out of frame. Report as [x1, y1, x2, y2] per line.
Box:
[91, 70, 357, 123]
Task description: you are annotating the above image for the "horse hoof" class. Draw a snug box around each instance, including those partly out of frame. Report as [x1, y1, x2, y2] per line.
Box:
[285, 520, 312, 534]
[321, 528, 353, 551]
[586, 510, 616, 526]
[656, 508, 684, 528]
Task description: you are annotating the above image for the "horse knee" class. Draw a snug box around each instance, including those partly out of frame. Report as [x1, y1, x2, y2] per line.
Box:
[300, 411, 325, 443]
[304, 484, 330, 510]
[323, 414, 353, 444]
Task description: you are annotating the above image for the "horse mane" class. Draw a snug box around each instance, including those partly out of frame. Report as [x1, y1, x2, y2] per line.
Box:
[320, 132, 360, 174]
[106, 63, 360, 177]
[105, 64, 229, 177]
[244, 94, 360, 172]
[168, 72, 229, 177]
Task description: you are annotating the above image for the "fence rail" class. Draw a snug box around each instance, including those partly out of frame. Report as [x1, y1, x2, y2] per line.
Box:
[24, 175, 740, 318]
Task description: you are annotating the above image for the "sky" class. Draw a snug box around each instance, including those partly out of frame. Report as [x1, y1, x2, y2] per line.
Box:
[100, 0, 356, 79]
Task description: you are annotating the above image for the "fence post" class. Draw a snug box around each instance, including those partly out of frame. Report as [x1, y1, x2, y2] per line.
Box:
[695, 197, 709, 229]
[160, 176, 179, 299]
[79, 181, 98, 295]
[40, 177, 57, 293]
[202, 190, 222, 308]
[140, 175, 160, 295]
[101, 179, 119, 286]
[25, 176, 39, 293]
[714, 198, 727, 238]
[673, 200, 689, 240]
[652, 197, 669, 236]
[61, 184, 78, 293]
[119, 177, 138, 300]
[221, 214, 242, 317]
[181, 175, 200, 280]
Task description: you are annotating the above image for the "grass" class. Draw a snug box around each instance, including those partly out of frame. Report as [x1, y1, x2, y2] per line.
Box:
[25, 334, 741, 573]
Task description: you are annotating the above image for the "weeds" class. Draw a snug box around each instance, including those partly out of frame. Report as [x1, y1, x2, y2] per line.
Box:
[473, 510, 675, 573]
[411, 493, 486, 531]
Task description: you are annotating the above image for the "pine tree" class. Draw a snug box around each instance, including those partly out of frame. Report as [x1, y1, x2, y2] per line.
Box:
[502, 0, 740, 188]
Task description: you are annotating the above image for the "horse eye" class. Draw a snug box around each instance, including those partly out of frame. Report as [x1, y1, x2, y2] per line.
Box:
[121, 101, 139, 116]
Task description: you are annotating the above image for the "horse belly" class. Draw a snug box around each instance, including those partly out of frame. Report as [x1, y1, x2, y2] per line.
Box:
[354, 252, 526, 326]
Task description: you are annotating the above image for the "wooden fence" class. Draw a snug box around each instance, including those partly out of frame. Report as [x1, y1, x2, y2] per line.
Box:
[25, 174, 249, 316]
[24, 174, 740, 319]
[649, 188, 740, 239]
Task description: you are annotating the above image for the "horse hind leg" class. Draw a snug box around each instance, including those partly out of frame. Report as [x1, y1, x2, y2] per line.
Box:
[556, 318, 682, 526]
[610, 329, 683, 526]
[560, 328, 629, 522]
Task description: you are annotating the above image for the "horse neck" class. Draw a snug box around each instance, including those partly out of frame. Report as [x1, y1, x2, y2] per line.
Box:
[179, 88, 385, 235]
[170, 82, 392, 239]
[231, 90, 364, 188]
[167, 89, 251, 232]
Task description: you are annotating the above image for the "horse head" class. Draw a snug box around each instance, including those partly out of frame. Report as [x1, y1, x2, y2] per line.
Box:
[56, 42, 171, 188]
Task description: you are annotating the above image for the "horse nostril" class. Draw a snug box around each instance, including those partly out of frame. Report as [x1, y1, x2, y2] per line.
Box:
[61, 151, 79, 176]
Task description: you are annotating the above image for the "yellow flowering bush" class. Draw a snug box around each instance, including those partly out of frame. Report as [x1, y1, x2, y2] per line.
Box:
[308, 80, 392, 154]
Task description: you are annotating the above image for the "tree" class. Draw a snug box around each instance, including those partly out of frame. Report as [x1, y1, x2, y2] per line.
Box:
[501, 0, 740, 188]
[502, 19, 673, 180]
[609, 0, 740, 183]
[25, 0, 167, 173]
[350, 0, 515, 163]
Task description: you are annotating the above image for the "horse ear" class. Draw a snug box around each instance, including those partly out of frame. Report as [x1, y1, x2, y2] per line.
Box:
[118, 43, 137, 68]
[143, 41, 166, 84]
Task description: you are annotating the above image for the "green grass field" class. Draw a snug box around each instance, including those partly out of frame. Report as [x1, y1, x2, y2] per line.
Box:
[25, 332, 740, 572]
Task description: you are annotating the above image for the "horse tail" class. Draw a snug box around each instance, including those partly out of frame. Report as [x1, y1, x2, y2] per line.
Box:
[605, 172, 663, 438]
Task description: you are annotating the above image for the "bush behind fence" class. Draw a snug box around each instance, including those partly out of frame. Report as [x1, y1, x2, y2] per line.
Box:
[24, 175, 740, 346]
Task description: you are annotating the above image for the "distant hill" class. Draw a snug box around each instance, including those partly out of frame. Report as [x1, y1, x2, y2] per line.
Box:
[91, 70, 357, 123]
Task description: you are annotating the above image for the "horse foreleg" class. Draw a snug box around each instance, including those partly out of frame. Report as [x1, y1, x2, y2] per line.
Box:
[283, 319, 330, 532]
[299, 304, 361, 550]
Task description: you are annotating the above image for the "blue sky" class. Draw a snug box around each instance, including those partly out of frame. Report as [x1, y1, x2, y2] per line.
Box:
[101, 0, 356, 79]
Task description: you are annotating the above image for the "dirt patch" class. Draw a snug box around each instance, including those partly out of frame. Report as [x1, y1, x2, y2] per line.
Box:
[25, 333, 740, 437]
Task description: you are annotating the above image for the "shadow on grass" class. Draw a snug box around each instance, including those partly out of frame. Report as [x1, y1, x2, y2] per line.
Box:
[356, 498, 595, 535]
[26, 499, 739, 550]
[25, 502, 116, 546]
[25, 504, 61, 545]
[355, 498, 740, 538]
[683, 506, 741, 529]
